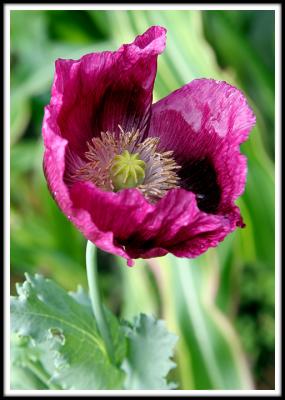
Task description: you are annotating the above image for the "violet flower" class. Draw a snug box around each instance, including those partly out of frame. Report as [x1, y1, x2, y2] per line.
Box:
[42, 26, 256, 266]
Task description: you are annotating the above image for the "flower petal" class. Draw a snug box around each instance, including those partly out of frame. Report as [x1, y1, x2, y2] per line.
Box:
[148, 79, 256, 214]
[69, 183, 237, 261]
[69, 182, 153, 240]
[43, 108, 136, 265]
[49, 26, 166, 156]
[119, 189, 238, 259]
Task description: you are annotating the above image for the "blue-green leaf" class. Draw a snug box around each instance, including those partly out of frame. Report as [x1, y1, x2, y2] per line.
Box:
[11, 274, 125, 389]
[122, 313, 178, 389]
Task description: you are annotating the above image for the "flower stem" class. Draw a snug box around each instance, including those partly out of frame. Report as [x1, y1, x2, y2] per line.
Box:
[86, 241, 114, 363]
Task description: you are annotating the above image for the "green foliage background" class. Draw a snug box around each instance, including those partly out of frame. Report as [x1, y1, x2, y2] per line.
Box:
[10, 9, 275, 390]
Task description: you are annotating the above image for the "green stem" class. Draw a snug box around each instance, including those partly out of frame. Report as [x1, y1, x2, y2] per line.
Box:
[86, 241, 114, 363]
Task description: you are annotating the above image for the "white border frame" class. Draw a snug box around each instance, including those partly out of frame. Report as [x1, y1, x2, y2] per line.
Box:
[4, 3, 281, 397]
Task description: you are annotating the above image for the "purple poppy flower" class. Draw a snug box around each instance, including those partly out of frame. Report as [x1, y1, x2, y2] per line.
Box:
[42, 26, 255, 266]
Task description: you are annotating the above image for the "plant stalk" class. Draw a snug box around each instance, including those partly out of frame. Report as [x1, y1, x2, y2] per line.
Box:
[86, 240, 114, 363]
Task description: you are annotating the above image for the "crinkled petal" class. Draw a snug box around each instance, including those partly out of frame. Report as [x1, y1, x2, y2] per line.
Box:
[69, 184, 237, 261]
[119, 189, 237, 259]
[49, 26, 166, 156]
[69, 181, 153, 241]
[148, 79, 256, 214]
[43, 109, 136, 265]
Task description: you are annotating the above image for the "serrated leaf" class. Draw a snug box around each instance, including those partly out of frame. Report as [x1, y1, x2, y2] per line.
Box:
[10, 332, 59, 389]
[11, 274, 125, 389]
[122, 313, 178, 389]
[69, 285, 127, 366]
[11, 333, 39, 367]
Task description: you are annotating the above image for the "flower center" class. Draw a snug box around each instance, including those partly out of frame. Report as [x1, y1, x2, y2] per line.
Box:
[72, 126, 181, 203]
[110, 150, 146, 191]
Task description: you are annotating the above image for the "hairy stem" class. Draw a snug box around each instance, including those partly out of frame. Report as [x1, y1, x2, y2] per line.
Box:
[86, 241, 114, 363]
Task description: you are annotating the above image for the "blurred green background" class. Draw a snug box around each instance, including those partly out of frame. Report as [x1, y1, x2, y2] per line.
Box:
[10, 10, 275, 390]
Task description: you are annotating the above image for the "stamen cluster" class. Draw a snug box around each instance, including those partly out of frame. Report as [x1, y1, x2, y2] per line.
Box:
[74, 127, 180, 202]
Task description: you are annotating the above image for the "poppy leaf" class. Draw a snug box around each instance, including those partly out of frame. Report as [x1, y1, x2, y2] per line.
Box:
[10, 333, 52, 389]
[10, 273, 126, 389]
[122, 313, 178, 389]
